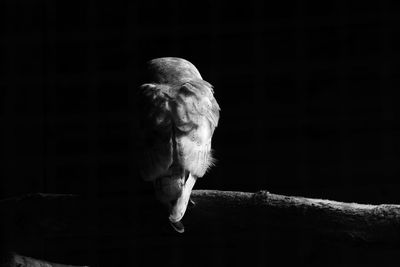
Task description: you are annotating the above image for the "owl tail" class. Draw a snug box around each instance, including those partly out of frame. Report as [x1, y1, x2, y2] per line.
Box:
[169, 173, 197, 224]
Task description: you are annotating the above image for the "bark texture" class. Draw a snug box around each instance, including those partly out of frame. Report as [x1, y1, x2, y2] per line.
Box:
[190, 190, 400, 243]
[1, 190, 400, 266]
[11, 253, 88, 267]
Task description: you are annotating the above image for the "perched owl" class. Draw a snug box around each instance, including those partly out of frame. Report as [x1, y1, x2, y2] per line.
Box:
[137, 57, 220, 233]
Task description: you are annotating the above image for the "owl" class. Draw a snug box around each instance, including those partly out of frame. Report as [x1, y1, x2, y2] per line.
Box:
[137, 57, 220, 233]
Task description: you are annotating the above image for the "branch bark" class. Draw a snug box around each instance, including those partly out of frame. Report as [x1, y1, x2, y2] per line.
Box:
[11, 253, 88, 267]
[189, 190, 400, 244]
[1, 190, 400, 265]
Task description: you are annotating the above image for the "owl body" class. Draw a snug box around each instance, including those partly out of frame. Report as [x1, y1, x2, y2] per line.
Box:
[137, 57, 220, 230]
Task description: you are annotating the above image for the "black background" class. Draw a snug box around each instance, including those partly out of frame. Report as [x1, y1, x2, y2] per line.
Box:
[1, 0, 400, 266]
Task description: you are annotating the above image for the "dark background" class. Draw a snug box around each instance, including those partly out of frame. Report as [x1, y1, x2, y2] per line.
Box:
[1, 0, 400, 266]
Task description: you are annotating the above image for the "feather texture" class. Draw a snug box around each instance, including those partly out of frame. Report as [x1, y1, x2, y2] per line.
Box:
[137, 79, 220, 180]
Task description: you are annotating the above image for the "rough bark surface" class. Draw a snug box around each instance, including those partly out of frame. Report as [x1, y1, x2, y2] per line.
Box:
[1, 190, 400, 266]
[190, 190, 400, 243]
[11, 253, 88, 267]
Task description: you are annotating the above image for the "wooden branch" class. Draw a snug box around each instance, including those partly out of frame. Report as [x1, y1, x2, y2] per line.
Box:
[12, 253, 88, 267]
[189, 190, 400, 244]
[1, 190, 400, 265]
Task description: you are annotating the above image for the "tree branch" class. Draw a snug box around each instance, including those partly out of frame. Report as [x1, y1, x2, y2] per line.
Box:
[189, 190, 400, 244]
[1, 190, 400, 265]
[11, 253, 88, 267]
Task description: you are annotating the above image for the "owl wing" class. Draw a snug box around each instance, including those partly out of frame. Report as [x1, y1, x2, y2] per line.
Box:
[136, 83, 174, 181]
[137, 80, 220, 180]
[172, 80, 220, 133]
[170, 80, 220, 177]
